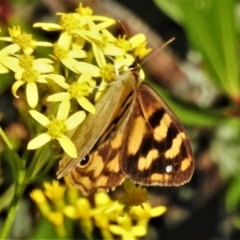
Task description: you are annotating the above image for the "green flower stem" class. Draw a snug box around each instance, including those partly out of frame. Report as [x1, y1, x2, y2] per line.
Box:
[0, 157, 26, 239]
[0, 127, 28, 238]
[0, 127, 13, 149]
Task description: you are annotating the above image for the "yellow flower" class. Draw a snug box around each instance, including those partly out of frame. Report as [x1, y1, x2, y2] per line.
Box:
[64, 198, 92, 220]
[129, 203, 166, 219]
[30, 189, 51, 217]
[27, 102, 86, 157]
[109, 214, 147, 240]
[63, 197, 94, 239]
[90, 32, 125, 69]
[44, 180, 66, 202]
[118, 180, 149, 213]
[0, 26, 52, 54]
[30, 189, 48, 204]
[112, 203, 166, 239]
[47, 72, 96, 114]
[33, 3, 115, 43]
[93, 192, 113, 229]
[51, 39, 87, 72]
[114, 34, 152, 70]
[11, 54, 54, 108]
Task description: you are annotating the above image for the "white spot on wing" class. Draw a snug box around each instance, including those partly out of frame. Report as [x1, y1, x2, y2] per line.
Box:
[166, 165, 172, 173]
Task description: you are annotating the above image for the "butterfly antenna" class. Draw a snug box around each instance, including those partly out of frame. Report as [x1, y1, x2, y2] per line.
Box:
[117, 20, 129, 36]
[141, 38, 175, 66]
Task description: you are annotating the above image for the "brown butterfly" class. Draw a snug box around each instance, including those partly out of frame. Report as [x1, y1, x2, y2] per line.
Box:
[57, 59, 194, 196]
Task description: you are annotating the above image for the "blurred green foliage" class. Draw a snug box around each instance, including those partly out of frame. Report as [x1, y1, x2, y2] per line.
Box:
[155, 0, 239, 101]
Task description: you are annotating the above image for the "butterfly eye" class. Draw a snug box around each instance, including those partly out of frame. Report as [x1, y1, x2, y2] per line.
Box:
[79, 155, 90, 166]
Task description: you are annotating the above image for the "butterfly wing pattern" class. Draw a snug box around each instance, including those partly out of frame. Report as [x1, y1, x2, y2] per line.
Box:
[121, 83, 194, 186]
[57, 62, 194, 196]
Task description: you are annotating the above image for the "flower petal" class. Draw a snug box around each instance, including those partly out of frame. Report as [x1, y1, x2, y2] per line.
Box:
[129, 34, 146, 48]
[11, 80, 25, 97]
[33, 23, 63, 31]
[0, 64, 9, 73]
[68, 50, 86, 59]
[29, 110, 50, 126]
[47, 74, 69, 89]
[63, 206, 79, 219]
[65, 111, 86, 130]
[57, 100, 70, 120]
[37, 75, 48, 83]
[47, 92, 71, 102]
[34, 63, 54, 73]
[149, 206, 167, 217]
[35, 41, 53, 47]
[74, 62, 100, 77]
[78, 72, 91, 83]
[132, 225, 147, 237]
[61, 58, 81, 73]
[26, 82, 38, 108]
[27, 133, 51, 149]
[0, 44, 21, 55]
[58, 32, 72, 47]
[3, 56, 20, 72]
[58, 135, 77, 158]
[77, 97, 96, 114]
[92, 43, 106, 68]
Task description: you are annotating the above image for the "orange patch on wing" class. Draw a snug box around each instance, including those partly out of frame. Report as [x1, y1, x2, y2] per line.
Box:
[138, 149, 159, 170]
[181, 157, 192, 171]
[153, 113, 171, 141]
[165, 133, 183, 159]
[111, 132, 124, 149]
[128, 116, 145, 155]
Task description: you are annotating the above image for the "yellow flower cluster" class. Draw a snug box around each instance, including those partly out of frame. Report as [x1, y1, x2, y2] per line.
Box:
[0, 3, 151, 158]
[30, 180, 166, 239]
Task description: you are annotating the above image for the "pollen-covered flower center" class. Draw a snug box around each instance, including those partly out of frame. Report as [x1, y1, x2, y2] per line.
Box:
[126, 188, 148, 207]
[135, 189, 148, 204]
[47, 118, 67, 139]
[22, 68, 39, 83]
[14, 32, 35, 50]
[68, 81, 92, 98]
[59, 14, 82, 33]
[53, 44, 68, 60]
[100, 64, 116, 83]
[19, 54, 34, 68]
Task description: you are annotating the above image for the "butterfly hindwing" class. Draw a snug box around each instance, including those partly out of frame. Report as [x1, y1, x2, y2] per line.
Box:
[69, 132, 125, 196]
[121, 83, 194, 186]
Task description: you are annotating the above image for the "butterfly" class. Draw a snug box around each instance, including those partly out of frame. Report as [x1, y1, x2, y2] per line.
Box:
[57, 58, 194, 196]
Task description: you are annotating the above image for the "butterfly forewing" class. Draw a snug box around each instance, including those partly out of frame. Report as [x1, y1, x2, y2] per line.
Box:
[121, 83, 194, 186]
[69, 132, 126, 196]
[58, 70, 140, 195]
[57, 71, 137, 178]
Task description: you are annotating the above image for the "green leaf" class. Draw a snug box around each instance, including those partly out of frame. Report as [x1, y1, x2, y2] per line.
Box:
[154, 0, 239, 101]
[226, 175, 240, 212]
